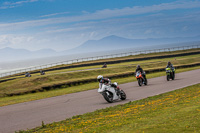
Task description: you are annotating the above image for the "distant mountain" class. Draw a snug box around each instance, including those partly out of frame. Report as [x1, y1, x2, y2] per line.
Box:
[62, 35, 134, 54]
[62, 35, 200, 54]
[0, 47, 57, 62]
[34, 49, 57, 55]
[1, 35, 200, 62]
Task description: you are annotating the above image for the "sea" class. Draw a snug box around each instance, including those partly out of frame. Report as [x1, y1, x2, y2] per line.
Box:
[0, 42, 199, 77]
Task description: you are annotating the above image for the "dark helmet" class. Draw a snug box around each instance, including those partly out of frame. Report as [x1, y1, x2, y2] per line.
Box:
[168, 61, 171, 65]
[137, 65, 140, 68]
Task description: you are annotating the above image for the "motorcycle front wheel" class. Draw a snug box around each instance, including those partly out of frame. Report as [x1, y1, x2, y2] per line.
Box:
[120, 90, 126, 100]
[102, 91, 113, 103]
[167, 75, 170, 81]
[137, 78, 142, 86]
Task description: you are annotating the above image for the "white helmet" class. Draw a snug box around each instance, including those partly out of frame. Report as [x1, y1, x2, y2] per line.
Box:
[113, 82, 118, 86]
[97, 75, 103, 82]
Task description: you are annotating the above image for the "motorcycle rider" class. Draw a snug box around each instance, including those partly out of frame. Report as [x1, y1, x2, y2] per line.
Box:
[25, 72, 31, 77]
[40, 70, 45, 75]
[135, 65, 146, 81]
[102, 63, 107, 68]
[97, 75, 120, 95]
[166, 61, 175, 76]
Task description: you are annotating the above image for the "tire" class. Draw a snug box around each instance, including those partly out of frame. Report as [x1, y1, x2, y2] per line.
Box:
[144, 78, 148, 85]
[172, 72, 175, 80]
[138, 78, 142, 86]
[102, 91, 113, 103]
[120, 90, 126, 100]
[167, 75, 170, 81]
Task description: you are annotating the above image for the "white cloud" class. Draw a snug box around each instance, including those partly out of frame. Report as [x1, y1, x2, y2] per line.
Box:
[1, 0, 200, 31]
[145, 29, 153, 34]
[45, 26, 91, 33]
[182, 26, 188, 31]
[1, 0, 200, 51]
[40, 12, 70, 18]
[0, 33, 82, 51]
[0, 34, 34, 49]
[3, 0, 38, 6]
[87, 0, 200, 18]
[0, 0, 38, 9]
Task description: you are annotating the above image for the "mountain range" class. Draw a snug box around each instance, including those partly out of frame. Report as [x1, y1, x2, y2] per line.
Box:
[0, 47, 57, 62]
[61, 35, 200, 54]
[1, 35, 200, 62]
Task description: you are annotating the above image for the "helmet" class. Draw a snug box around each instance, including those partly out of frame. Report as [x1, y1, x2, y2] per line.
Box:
[113, 82, 118, 86]
[137, 65, 140, 68]
[168, 61, 171, 65]
[97, 75, 103, 82]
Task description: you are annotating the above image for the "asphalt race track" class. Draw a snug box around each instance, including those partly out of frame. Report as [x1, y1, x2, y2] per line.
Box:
[0, 69, 200, 133]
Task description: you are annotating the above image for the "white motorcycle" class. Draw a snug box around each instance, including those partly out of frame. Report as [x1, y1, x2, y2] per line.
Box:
[98, 82, 126, 103]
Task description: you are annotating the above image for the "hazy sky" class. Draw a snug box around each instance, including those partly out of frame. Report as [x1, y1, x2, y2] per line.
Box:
[0, 0, 200, 51]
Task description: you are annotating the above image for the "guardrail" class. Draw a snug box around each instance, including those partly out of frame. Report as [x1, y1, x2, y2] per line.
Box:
[0, 44, 199, 78]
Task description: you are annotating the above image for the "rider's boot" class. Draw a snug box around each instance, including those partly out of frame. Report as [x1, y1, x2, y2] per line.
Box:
[116, 87, 121, 96]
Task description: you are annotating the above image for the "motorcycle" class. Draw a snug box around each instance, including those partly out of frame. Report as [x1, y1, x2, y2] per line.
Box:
[98, 82, 126, 103]
[135, 71, 147, 86]
[102, 63, 107, 68]
[25, 72, 31, 77]
[166, 68, 175, 81]
[40, 71, 45, 75]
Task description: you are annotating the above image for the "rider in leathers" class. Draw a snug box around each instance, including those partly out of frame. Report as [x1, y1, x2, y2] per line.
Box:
[135, 65, 146, 80]
[97, 75, 120, 95]
[166, 61, 175, 75]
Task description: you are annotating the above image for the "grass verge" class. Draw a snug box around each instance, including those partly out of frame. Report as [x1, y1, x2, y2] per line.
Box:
[1, 48, 200, 80]
[0, 66, 200, 107]
[0, 54, 200, 97]
[17, 83, 200, 133]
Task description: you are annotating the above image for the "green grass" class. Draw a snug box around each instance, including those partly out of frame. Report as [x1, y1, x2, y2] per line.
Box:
[0, 54, 199, 98]
[0, 48, 199, 107]
[1, 48, 200, 80]
[17, 83, 200, 133]
[27, 53, 200, 75]
[0, 66, 200, 107]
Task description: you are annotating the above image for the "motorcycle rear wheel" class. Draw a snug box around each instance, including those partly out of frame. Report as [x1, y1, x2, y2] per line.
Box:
[144, 78, 148, 85]
[172, 73, 175, 80]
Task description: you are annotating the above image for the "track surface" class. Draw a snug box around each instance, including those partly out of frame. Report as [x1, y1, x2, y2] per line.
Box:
[0, 69, 200, 133]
